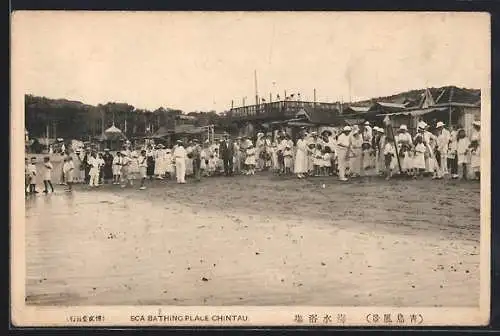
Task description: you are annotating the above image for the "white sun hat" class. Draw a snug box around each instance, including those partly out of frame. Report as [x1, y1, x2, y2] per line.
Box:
[472, 121, 481, 127]
[364, 121, 370, 125]
[343, 126, 352, 132]
[417, 121, 427, 129]
[399, 125, 408, 131]
[379, 128, 385, 134]
[436, 121, 445, 128]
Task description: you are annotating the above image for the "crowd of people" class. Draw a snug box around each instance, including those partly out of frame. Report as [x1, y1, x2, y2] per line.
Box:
[25, 119, 481, 195]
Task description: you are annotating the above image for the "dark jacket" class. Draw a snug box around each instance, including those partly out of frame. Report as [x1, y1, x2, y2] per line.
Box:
[219, 140, 234, 160]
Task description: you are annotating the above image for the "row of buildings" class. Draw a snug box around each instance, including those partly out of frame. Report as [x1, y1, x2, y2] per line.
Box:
[224, 86, 481, 140]
[27, 86, 481, 152]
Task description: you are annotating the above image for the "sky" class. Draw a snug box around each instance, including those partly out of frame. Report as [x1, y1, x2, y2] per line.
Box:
[12, 11, 490, 113]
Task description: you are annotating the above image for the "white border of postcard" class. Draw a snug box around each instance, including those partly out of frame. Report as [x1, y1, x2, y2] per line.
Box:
[10, 11, 491, 327]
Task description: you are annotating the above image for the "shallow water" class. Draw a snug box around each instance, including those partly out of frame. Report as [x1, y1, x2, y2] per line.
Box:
[25, 177, 480, 307]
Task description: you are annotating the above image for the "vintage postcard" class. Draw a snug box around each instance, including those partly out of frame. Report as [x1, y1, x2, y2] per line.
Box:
[11, 11, 490, 327]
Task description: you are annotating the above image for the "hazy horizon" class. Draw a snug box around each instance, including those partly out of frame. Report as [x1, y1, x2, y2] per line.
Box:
[13, 12, 489, 113]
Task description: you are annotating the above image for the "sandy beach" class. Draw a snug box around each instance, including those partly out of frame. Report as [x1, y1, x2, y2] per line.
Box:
[24, 167, 480, 307]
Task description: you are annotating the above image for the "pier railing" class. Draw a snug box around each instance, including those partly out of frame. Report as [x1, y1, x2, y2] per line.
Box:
[227, 101, 340, 121]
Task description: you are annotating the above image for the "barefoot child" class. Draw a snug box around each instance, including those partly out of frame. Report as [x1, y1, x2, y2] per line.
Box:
[413, 136, 427, 178]
[323, 148, 333, 176]
[470, 140, 480, 180]
[456, 129, 470, 180]
[25, 158, 30, 195]
[383, 137, 396, 180]
[62, 156, 75, 192]
[42, 156, 55, 193]
[138, 150, 148, 190]
[112, 151, 122, 184]
[283, 145, 293, 175]
[313, 144, 323, 177]
[245, 142, 256, 175]
[28, 157, 38, 194]
[127, 152, 139, 186]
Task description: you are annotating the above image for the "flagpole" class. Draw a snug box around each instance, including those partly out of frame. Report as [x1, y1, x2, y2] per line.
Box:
[254, 70, 259, 106]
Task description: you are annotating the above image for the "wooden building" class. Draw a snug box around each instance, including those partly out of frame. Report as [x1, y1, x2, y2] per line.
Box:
[151, 114, 205, 146]
[375, 87, 481, 136]
[227, 100, 367, 139]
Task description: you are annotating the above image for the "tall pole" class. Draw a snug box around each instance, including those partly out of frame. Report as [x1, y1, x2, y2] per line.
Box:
[448, 86, 453, 127]
[101, 110, 105, 135]
[269, 93, 272, 103]
[231, 100, 234, 109]
[313, 88, 317, 104]
[46, 123, 49, 152]
[254, 70, 259, 106]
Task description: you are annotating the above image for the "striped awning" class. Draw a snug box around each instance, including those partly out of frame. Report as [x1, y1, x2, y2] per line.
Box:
[376, 107, 448, 117]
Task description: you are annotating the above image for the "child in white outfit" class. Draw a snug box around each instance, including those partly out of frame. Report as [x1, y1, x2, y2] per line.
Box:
[62, 156, 75, 192]
[470, 141, 480, 180]
[43, 156, 54, 193]
[283, 146, 293, 175]
[456, 129, 470, 180]
[323, 150, 332, 176]
[383, 138, 396, 180]
[413, 137, 426, 178]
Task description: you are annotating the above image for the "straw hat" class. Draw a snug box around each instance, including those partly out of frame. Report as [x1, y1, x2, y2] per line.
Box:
[399, 125, 408, 131]
[343, 126, 352, 132]
[417, 121, 427, 129]
[436, 121, 445, 128]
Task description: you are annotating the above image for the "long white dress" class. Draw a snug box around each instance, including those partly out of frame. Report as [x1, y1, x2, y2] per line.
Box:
[294, 139, 308, 174]
[154, 149, 166, 175]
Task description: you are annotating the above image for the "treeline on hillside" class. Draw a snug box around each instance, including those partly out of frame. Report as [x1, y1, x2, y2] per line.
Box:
[25, 94, 230, 140]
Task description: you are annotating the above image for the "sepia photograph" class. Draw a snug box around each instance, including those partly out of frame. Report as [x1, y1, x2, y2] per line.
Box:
[11, 11, 490, 326]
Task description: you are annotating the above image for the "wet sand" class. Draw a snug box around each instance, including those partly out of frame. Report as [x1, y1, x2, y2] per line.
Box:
[25, 171, 480, 307]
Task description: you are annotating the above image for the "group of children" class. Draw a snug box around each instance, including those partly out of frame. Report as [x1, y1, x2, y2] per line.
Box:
[25, 155, 73, 195]
[381, 122, 481, 181]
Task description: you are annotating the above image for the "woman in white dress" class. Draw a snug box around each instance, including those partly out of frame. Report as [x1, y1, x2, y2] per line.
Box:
[185, 142, 194, 176]
[244, 142, 257, 175]
[154, 144, 166, 179]
[294, 134, 309, 179]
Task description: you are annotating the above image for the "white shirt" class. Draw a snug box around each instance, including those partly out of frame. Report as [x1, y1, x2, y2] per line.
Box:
[336, 133, 350, 149]
[383, 142, 395, 155]
[63, 161, 74, 173]
[457, 137, 471, 155]
[89, 157, 99, 169]
[350, 134, 363, 149]
[471, 128, 480, 143]
[437, 129, 451, 151]
[362, 126, 373, 143]
[397, 132, 413, 146]
[173, 146, 187, 159]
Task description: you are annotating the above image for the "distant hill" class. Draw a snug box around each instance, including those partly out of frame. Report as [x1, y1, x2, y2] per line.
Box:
[351, 85, 481, 108]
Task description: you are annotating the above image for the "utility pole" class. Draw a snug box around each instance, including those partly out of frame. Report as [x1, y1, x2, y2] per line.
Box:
[46, 123, 49, 152]
[254, 70, 259, 106]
